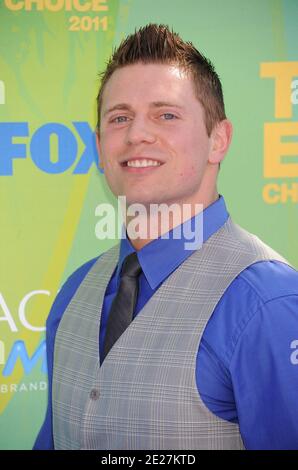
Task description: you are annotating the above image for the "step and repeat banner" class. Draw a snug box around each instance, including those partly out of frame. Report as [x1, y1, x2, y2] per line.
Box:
[0, 0, 297, 450]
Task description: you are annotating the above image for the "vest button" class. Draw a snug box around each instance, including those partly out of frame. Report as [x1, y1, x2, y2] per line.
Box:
[89, 388, 100, 400]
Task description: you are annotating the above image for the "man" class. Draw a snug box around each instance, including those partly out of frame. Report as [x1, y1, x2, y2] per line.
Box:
[34, 24, 298, 450]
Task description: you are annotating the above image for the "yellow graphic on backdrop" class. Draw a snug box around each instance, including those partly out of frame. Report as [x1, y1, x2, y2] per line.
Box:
[4, 0, 109, 31]
[264, 122, 298, 178]
[263, 183, 298, 204]
[260, 62, 298, 204]
[260, 62, 298, 118]
[4, 0, 108, 11]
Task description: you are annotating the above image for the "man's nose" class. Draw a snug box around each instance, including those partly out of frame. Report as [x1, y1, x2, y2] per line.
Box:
[125, 116, 156, 145]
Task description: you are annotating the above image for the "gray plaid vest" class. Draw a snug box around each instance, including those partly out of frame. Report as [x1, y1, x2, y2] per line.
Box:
[52, 217, 287, 449]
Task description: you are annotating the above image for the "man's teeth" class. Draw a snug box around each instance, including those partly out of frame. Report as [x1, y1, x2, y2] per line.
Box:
[126, 159, 161, 168]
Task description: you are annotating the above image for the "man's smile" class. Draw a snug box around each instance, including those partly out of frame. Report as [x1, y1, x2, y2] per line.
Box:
[120, 157, 165, 171]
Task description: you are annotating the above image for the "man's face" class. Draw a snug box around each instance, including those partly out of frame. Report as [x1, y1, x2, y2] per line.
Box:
[98, 62, 214, 208]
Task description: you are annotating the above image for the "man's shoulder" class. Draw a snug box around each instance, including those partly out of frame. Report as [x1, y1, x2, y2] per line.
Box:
[46, 255, 101, 331]
[66, 243, 120, 283]
[64, 255, 100, 286]
[236, 259, 298, 303]
[226, 219, 288, 263]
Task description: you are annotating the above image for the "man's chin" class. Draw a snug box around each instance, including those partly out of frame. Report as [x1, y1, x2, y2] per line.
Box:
[118, 194, 163, 209]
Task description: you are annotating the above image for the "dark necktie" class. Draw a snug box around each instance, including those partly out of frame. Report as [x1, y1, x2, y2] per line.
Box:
[102, 252, 142, 363]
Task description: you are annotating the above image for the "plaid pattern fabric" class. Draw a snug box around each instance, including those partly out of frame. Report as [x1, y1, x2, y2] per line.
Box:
[52, 217, 288, 449]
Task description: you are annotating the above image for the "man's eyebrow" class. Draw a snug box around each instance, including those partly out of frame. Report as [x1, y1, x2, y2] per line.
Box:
[103, 103, 132, 117]
[150, 101, 184, 109]
[103, 101, 184, 117]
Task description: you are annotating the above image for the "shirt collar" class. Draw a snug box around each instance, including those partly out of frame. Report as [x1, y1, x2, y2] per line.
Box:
[117, 195, 229, 289]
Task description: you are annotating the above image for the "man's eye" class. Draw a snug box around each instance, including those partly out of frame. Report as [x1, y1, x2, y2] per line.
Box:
[112, 116, 128, 123]
[161, 113, 176, 120]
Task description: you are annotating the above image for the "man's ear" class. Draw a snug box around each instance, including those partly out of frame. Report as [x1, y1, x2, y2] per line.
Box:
[208, 119, 233, 165]
[95, 130, 104, 170]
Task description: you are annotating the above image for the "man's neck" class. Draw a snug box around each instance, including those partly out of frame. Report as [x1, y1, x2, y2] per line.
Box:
[125, 191, 219, 251]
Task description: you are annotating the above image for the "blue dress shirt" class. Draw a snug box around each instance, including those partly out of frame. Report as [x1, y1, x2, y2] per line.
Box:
[34, 196, 298, 450]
